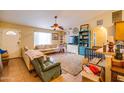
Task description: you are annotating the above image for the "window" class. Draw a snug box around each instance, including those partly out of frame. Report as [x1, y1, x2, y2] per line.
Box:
[34, 32, 52, 45]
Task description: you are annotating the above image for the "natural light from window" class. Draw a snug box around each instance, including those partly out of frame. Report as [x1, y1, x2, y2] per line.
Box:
[34, 32, 52, 45]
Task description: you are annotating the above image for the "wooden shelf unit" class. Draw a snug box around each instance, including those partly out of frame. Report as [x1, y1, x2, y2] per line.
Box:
[78, 24, 90, 55]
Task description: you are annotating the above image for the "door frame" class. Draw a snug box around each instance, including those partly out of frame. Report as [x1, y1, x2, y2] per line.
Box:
[1, 28, 21, 58]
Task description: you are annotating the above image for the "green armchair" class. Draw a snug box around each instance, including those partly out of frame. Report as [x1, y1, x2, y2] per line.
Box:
[32, 56, 61, 82]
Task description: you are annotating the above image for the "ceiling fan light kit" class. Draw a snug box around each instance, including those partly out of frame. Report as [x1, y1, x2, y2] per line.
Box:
[51, 16, 64, 31]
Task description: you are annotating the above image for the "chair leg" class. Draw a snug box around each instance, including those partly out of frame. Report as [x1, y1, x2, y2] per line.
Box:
[34, 73, 38, 77]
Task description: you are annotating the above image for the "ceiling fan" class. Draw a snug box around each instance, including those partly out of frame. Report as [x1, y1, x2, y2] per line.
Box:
[51, 16, 64, 30]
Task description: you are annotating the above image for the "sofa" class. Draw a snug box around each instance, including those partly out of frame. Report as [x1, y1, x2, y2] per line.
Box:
[35, 44, 60, 54]
[21, 47, 34, 71]
[32, 56, 61, 81]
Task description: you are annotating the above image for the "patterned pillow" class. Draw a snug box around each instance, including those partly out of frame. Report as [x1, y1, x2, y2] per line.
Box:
[83, 65, 94, 74]
[89, 58, 101, 65]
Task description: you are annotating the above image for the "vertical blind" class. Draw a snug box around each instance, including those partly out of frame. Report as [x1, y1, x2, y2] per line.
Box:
[34, 32, 52, 45]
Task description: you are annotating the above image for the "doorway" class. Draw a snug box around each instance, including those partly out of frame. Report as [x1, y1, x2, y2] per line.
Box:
[92, 26, 107, 47]
[1, 29, 21, 58]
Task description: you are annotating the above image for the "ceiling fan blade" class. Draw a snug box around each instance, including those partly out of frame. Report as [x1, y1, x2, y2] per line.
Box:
[51, 26, 54, 28]
[59, 26, 64, 30]
[51, 16, 63, 30]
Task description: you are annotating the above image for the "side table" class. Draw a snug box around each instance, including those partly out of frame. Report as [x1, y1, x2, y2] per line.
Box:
[111, 58, 124, 81]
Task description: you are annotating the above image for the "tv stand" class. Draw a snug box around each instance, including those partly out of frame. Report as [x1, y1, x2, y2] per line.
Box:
[67, 45, 78, 54]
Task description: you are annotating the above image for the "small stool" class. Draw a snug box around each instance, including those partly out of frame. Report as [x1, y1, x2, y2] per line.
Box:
[1, 52, 9, 66]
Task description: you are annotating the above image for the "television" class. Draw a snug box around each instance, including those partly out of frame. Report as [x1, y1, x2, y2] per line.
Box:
[68, 36, 78, 45]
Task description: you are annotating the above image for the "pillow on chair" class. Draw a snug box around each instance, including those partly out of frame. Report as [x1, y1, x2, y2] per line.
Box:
[89, 64, 100, 75]
[83, 65, 94, 75]
[24, 46, 29, 51]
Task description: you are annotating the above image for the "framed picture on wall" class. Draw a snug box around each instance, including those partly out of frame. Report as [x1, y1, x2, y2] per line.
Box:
[112, 10, 122, 23]
[52, 33, 59, 40]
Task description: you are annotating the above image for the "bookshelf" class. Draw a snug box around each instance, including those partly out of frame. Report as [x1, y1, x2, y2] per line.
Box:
[78, 24, 90, 55]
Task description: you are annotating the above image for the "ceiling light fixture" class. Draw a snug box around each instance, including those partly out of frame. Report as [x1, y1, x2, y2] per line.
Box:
[6, 31, 16, 36]
[51, 16, 64, 31]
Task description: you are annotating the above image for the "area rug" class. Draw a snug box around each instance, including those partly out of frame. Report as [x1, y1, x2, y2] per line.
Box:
[49, 53, 83, 76]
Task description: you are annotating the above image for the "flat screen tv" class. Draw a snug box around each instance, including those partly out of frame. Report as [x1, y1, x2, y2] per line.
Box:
[68, 36, 78, 45]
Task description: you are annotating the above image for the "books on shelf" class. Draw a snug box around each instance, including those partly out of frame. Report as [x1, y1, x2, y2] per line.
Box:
[79, 24, 90, 55]
[117, 75, 124, 81]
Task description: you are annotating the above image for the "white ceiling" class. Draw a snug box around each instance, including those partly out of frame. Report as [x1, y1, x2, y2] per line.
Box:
[0, 10, 109, 30]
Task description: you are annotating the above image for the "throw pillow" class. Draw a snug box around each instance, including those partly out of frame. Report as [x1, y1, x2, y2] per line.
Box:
[83, 65, 94, 75]
[89, 64, 100, 75]
[0, 49, 7, 54]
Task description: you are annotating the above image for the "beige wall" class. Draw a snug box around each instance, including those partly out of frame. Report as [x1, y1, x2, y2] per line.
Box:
[92, 26, 107, 46]
[0, 29, 2, 48]
[0, 21, 62, 49]
[84, 10, 124, 47]
[84, 11, 113, 47]
[1, 11, 123, 49]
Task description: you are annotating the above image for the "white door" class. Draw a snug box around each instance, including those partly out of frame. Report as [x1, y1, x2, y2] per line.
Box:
[1, 29, 21, 58]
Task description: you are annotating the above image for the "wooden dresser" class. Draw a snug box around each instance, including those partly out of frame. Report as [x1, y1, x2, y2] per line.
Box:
[0, 54, 3, 78]
[115, 21, 124, 41]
